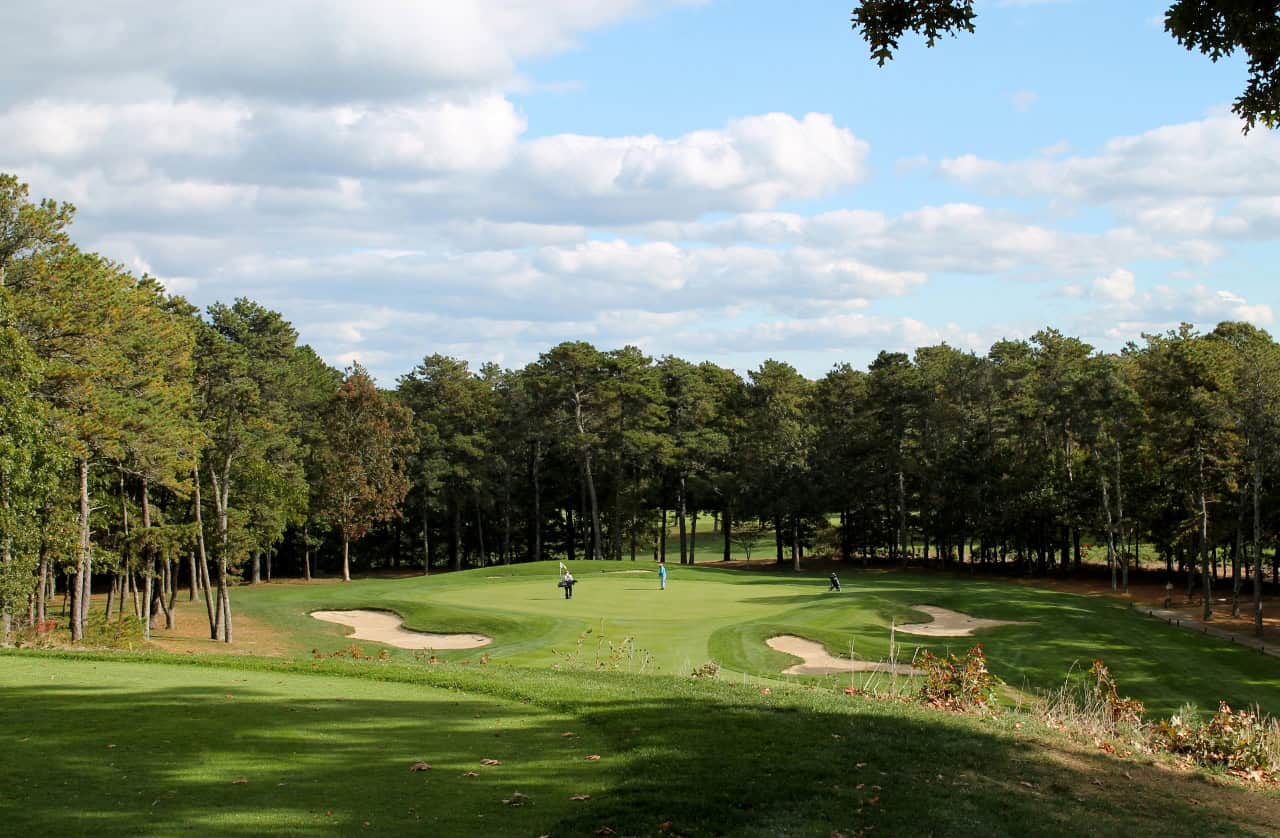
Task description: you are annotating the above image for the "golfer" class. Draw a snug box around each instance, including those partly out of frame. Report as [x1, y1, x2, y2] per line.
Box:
[827, 572, 841, 592]
[659, 561, 667, 590]
[561, 570, 576, 600]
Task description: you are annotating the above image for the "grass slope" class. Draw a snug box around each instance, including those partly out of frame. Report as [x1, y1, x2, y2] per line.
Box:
[2, 652, 1278, 837]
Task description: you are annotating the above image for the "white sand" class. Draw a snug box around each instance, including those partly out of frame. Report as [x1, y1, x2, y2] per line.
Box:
[766, 635, 918, 676]
[310, 610, 493, 650]
[895, 605, 1030, 637]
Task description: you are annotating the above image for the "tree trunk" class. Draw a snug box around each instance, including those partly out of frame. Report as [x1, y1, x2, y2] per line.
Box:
[342, 534, 351, 582]
[792, 514, 801, 572]
[209, 459, 233, 643]
[582, 451, 602, 561]
[1254, 458, 1263, 637]
[502, 490, 512, 566]
[531, 441, 542, 564]
[35, 541, 48, 624]
[678, 475, 688, 565]
[567, 507, 576, 562]
[613, 452, 623, 562]
[659, 507, 666, 563]
[723, 501, 732, 562]
[251, 550, 260, 584]
[420, 501, 429, 576]
[897, 454, 907, 569]
[452, 498, 462, 572]
[164, 557, 177, 630]
[71, 457, 90, 642]
[1115, 449, 1128, 594]
[192, 467, 216, 637]
[775, 515, 784, 564]
[630, 467, 640, 562]
[1101, 473, 1117, 592]
[141, 480, 156, 639]
[188, 551, 198, 601]
[690, 508, 698, 565]
[474, 493, 487, 566]
[1198, 438, 1212, 621]
[266, 549, 272, 582]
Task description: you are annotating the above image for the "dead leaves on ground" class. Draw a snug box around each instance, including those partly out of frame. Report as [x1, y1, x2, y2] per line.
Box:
[480, 758, 502, 766]
[585, 754, 602, 761]
[501, 792, 530, 807]
[409, 761, 432, 772]
[569, 793, 591, 801]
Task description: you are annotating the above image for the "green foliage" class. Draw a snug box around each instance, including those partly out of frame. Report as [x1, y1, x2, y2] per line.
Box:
[851, 1, 1280, 130]
[82, 611, 146, 650]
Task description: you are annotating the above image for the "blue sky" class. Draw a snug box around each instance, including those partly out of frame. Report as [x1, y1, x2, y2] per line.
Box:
[1, 0, 1275, 380]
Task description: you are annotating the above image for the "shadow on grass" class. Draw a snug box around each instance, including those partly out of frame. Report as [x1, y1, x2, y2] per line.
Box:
[4, 656, 1278, 837]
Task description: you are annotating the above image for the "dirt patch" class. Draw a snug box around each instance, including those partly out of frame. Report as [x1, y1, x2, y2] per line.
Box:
[310, 609, 492, 650]
[896, 605, 1030, 637]
[146, 597, 294, 656]
[766, 635, 918, 676]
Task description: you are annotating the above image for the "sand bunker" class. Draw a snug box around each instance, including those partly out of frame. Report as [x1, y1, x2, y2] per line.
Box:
[310, 610, 492, 650]
[896, 605, 1029, 637]
[766, 635, 918, 676]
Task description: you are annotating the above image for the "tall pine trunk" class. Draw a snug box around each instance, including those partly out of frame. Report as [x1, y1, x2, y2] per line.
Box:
[192, 467, 216, 638]
[678, 475, 688, 565]
[210, 459, 233, 643]
[722, 501, 732, 562]
[71, 457, 90, 642]
[1197, 438, 1212, 621]
[531, 441, 542, 564]
[342, 533, 351, 582]
[1254, 459, 1264, 637]
[690, 508, 698, 565]
[583, 452, 602, 561]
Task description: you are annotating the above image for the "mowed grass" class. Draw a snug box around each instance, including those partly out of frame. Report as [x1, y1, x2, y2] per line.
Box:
[0, 655, 609, 836]
[5, 652, 1280, 837]
[205, 561, 1280, 717]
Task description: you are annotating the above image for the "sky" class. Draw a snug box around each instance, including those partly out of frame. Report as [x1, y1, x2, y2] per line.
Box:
[2, 0, 1277, 382]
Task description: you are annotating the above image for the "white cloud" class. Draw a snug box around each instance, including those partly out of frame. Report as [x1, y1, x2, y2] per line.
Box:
[1091, 269, 1135, 302]
[1011, 90, 1039, 112]
[940, 114, 1280, 205]
[0, 1, 668, 106]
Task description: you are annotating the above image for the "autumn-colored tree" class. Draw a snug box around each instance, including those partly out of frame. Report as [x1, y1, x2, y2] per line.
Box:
[319, 365, 413, 582]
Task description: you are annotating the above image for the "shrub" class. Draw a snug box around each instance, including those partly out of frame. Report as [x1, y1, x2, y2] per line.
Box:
[1088, 659, 1145, 727]
[83, 613, 145, 650]
[1152, 702, 1280, 777]
[915, 644, 1002, 711]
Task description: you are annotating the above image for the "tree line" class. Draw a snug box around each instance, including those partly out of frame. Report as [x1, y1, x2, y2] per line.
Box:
[2, 174, 1278, 644]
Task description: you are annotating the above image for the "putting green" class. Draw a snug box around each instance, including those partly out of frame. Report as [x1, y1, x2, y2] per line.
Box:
[210, 561, 1280, 716]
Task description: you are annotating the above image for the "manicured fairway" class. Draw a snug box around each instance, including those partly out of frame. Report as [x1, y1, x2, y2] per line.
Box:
[0, 656, 609, 836]
[4, 653, 1280, 837]
[207, 562, 1280, 716]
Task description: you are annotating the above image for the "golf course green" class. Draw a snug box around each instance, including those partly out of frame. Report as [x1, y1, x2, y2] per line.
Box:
[3, 561, 1278, 836]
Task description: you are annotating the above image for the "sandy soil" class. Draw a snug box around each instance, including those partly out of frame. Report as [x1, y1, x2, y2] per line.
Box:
[310, 610, 492, 650]
[896, 605, 1030, 637]
[766, 635, 919, 676]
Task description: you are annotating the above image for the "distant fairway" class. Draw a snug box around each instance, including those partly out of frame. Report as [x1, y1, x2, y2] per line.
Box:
[170, 561, 1280, 717]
